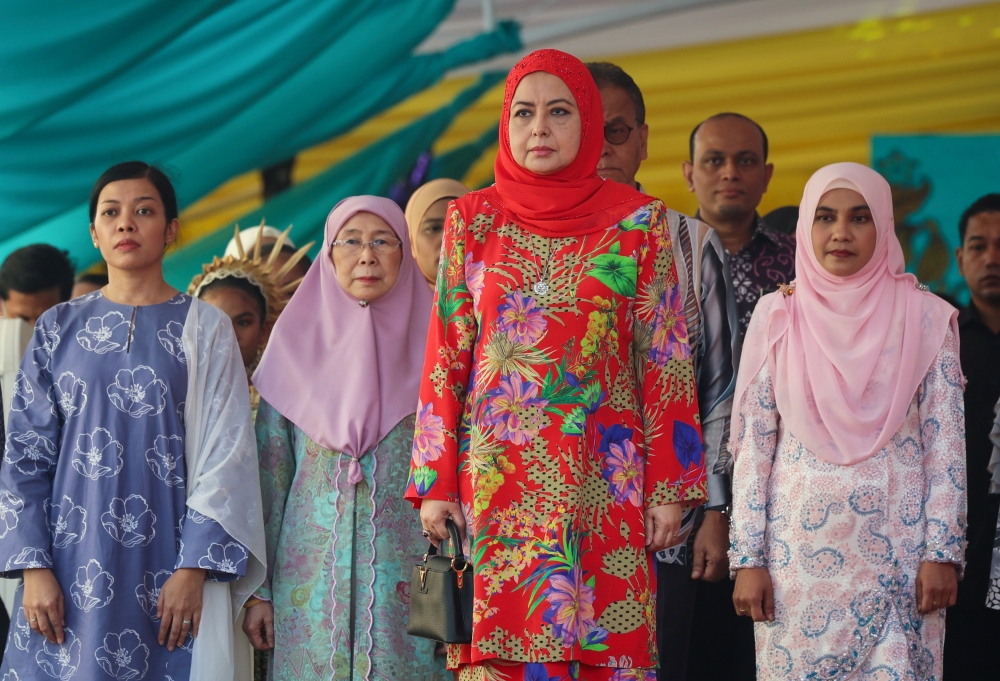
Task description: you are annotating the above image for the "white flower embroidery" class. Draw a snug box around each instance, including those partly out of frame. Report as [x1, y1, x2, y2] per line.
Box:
[71, 427, 124, 480]
[75, 312, 130, 354]
[68, 290, 101, 306]
[156, 321, 186, 364]
[7, 547, 49, 570]
[197, 542, 248, 575]
[106, 366, 166, 418]
[49, 372, 87, 418]
[11, 370, 33, 412]
[144, 435, 184, 487]
[101, 495, 155, 548]
[33, 323, 60, 370]
[94, 629, 149, 680]
[6, 431, 57, 475]
[35, 626, 80, 680]
[3, 667, 21, 680]
[13, 607, 30, 651]
[135, 570, 171, 619]
[186, 509, 209, 524]
[70, 559, 114, 612]
[0, 490, 25, 538]
[47, 495, 87, 549]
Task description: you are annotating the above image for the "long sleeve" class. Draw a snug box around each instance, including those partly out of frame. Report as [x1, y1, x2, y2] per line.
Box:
[405, 201, 477, 506]
[697, 232, 736, 511]
[175, 509, 248, 581]
[638, 205, 706, 508]
[253, 397, 298, 599]
[919, 327, 967, 566]
[728, 362, 779, 571]
[0, 317, 60, 575]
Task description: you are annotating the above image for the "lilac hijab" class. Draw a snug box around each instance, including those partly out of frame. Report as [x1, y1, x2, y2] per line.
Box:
[253, 196, 433, 482]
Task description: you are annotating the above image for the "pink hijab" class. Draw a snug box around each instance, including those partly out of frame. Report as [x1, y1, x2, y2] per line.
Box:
[731, 162, 958, 466]
[253, 196, 433, 482]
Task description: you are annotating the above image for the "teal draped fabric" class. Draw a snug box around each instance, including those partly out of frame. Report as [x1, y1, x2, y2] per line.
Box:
[0, 0, 521, 270]
[429, 122, 498, 181]
[163, 72, 505, 288]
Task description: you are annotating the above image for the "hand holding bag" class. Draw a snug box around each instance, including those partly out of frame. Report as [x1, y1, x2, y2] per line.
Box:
[407, 518, 473, 643]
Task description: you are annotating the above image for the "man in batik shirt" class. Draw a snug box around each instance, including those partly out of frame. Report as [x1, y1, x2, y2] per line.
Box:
[679, 112, 795, 681]
[587, 62, 738, 681]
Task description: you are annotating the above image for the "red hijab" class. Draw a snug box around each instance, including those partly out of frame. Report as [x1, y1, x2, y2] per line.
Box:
[477, 49, 652, 236]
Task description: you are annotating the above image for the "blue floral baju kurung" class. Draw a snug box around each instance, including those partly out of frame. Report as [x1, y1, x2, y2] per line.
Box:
[0, 291, 248, 681]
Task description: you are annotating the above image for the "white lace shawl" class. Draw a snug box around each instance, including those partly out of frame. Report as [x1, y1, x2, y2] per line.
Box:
[181, 298, 265, 680]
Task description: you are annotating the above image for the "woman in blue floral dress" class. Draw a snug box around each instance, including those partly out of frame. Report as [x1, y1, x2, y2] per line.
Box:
[0, 162, 265, 681]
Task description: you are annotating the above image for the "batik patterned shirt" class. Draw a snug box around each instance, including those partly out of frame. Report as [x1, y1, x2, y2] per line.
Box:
[728, 217, 795, 339]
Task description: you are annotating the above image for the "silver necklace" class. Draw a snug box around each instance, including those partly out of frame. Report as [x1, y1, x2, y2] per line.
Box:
[533, 239, 553, 296]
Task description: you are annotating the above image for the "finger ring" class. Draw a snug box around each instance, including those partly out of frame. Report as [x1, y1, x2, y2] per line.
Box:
[933, 602, 940, 608]
[182, 619, 192, 625]
[739, 608, 747, 614]
[29, 617, 37, 622]
[421, 530, 431, 538]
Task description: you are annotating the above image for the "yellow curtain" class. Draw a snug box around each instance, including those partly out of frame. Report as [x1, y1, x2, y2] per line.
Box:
[180, 1, 1000, 242]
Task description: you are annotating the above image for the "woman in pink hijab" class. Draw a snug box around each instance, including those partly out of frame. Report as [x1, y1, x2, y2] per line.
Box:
[241, 197, 446, 680]
[728, 163, 966, 679]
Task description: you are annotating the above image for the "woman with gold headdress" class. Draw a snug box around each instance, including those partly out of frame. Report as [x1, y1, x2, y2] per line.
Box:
[188, 225, 312, 415]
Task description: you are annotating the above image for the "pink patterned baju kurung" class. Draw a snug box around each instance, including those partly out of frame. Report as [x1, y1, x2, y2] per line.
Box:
[729, 329, 966, 681]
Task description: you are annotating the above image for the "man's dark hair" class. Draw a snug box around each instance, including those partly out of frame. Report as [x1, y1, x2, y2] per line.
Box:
[959, 193, 1000, 243]
[89, 161, 178, 224]
[76, 272, 109, 288]
[689, 113, 768, 162]
[0, 244, 75, 301]
[585, 61, 645, 126]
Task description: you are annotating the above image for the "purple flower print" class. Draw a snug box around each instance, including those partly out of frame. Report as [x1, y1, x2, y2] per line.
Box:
[465, 253, 486, 309]
[649, 285, 690, 366]
[412, 402, 446, 466]
[542, 564, 596, 647]
[497, 291, 547, 346]
[602, 438, 645, 506]
[484, 374, 547, 445]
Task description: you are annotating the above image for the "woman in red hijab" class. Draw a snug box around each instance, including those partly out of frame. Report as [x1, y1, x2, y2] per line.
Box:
[405, 50, 706, 680]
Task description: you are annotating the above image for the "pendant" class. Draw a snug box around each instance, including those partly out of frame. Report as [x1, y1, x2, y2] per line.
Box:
[533, 281, 549, 296]
[358, 300, 369, 308]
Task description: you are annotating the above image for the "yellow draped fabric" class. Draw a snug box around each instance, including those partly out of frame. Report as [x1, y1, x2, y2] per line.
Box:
[179, 2, 1000, 245]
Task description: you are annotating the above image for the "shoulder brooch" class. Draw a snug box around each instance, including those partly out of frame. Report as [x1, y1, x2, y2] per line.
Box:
[777, 282, 795, 296]
[916, 282, 930, 291]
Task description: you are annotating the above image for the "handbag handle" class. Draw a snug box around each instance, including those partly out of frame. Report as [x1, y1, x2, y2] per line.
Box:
[424, 518, 467, 565]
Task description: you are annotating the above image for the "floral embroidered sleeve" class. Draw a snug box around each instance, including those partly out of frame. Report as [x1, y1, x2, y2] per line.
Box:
[728, 362, 778, 571]
[0, 315, 60, 576]
[175, 508, 247, 581]
[638, 206, 706, 508]
[405, 202, 476, 506]
[253, 397, 298, 599]
[918, 327, 967, 566]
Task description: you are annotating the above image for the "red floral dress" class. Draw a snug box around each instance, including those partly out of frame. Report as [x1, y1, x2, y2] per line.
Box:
[405, 195, 706, 678]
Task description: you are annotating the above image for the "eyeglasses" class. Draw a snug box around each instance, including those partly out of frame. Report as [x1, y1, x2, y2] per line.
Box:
[604, 122, 634, 145]
[331, 237, 402, 255]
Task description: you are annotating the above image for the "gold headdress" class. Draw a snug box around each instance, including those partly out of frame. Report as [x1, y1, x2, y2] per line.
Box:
[187, 221, 314, 329]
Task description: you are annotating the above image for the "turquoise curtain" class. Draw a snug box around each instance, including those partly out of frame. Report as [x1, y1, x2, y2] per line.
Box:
[163, 73, 505, 289]
[429, 122, 498, 181]
[0, 0, 521, 269]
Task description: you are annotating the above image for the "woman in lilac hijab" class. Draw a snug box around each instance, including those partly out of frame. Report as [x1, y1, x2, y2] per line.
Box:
[242, 197, 445, 680]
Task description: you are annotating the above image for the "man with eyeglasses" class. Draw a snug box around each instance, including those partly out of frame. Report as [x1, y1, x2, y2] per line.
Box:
[587, 62, 738, 681]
